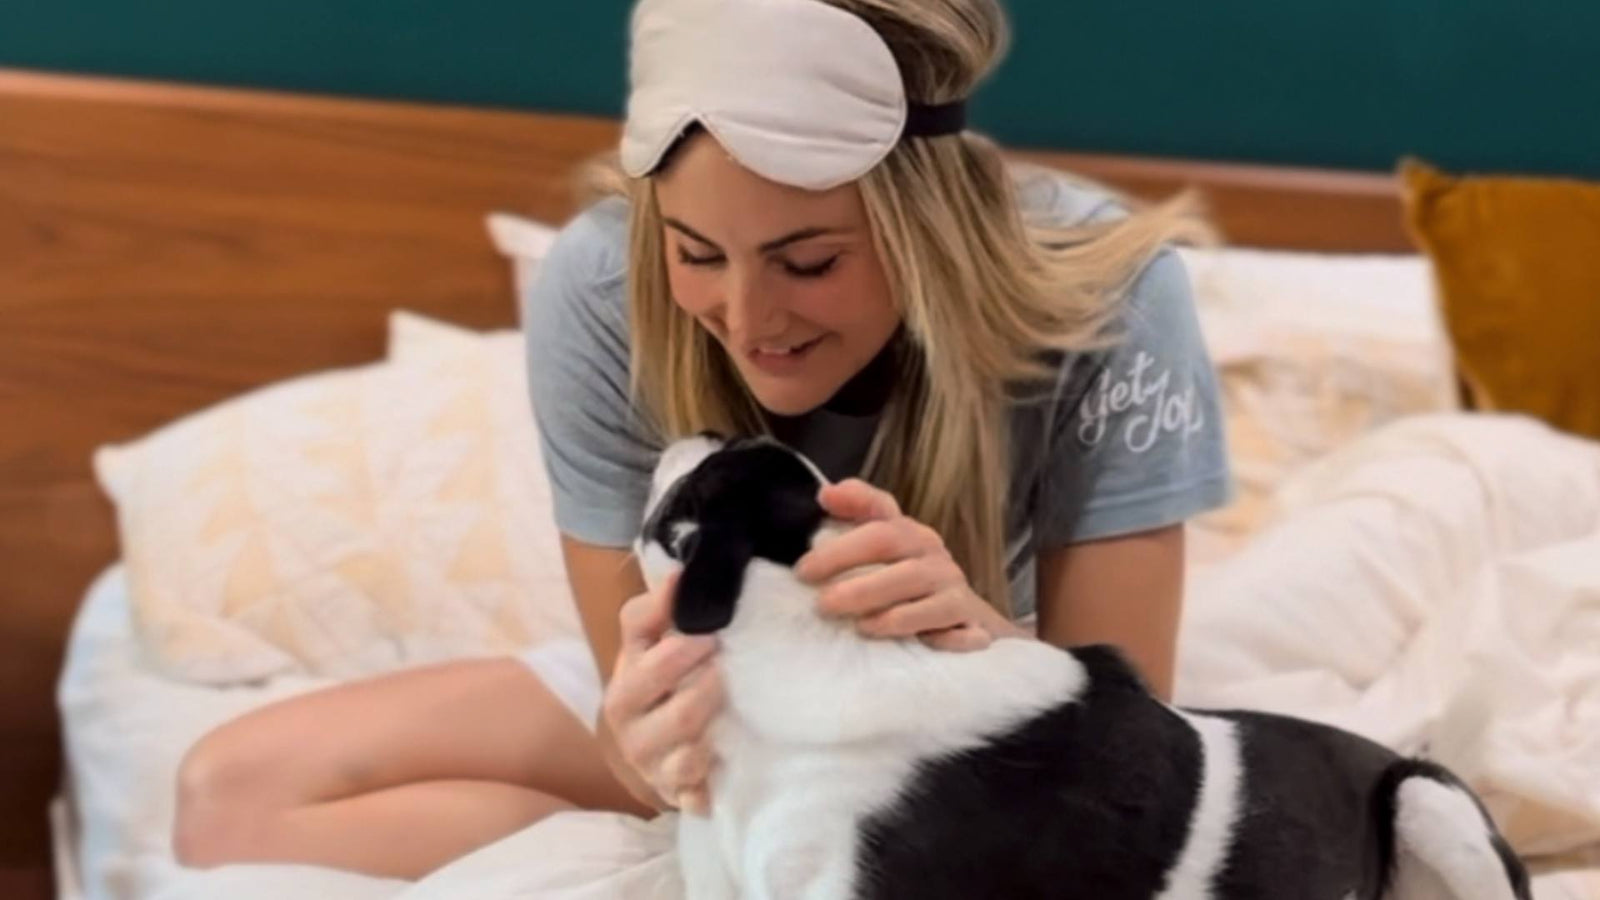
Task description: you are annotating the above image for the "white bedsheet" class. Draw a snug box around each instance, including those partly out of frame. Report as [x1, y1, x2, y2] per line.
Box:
[56, 565, 407, 899]
[57, 413, 1600, 899]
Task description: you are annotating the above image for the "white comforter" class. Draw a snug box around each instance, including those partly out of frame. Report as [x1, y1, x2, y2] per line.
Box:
[1176, 414, 1600, 863]
[59, 413, 1600, 899]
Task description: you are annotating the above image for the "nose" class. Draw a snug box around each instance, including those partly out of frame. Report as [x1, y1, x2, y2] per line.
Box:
[723, 267, 783, 343]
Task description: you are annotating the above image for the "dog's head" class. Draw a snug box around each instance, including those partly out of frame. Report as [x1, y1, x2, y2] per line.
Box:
[637, 434, 827, 635]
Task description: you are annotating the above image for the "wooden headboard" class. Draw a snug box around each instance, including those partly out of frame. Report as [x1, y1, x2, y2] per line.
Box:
[0, 67, 1408, 895]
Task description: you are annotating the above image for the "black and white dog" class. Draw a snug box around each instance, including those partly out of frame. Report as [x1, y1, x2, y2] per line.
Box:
[636, 435, 1532, 900]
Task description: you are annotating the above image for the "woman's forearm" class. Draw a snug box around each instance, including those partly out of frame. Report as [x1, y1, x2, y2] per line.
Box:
[1034, 526, 1185, 701]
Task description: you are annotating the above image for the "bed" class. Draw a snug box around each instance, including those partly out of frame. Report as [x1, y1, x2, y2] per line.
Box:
[3, 67, 1597, 899]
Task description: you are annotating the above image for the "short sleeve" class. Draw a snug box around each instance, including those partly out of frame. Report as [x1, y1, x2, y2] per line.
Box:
[521, 199, 662, 548]
[1035, 248, 1233, 546]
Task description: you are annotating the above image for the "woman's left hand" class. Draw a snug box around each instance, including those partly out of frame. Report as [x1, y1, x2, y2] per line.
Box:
[793, 479, 1026, 652]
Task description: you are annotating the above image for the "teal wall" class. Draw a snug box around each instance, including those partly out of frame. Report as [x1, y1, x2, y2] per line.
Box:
[4, 1, 1597, 177]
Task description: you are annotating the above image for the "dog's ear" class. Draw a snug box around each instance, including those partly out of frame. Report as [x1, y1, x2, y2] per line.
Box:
[673, 525, 754, 635]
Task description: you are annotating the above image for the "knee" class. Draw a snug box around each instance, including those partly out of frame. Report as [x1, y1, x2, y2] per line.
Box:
[172, 729, 267, 868]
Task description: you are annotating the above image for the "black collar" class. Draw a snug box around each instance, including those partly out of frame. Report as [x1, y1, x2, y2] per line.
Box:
[822, 329, 901, 417]
[763, 330, 903, 436]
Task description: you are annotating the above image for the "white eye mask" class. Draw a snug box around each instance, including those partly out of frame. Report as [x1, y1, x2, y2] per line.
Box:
[621, 0, 968, 192]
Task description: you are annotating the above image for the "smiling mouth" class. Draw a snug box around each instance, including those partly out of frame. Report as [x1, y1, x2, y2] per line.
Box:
[750, 337, 824, 360]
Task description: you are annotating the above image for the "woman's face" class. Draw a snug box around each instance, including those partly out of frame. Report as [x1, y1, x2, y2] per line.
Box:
[653, 132, 900, 417]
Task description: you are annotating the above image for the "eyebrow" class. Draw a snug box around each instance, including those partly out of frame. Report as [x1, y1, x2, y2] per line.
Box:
[664, 217, 847, 254]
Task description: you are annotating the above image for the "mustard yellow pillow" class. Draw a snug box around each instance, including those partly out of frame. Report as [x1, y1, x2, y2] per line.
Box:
[1401, 159, 1600, 439]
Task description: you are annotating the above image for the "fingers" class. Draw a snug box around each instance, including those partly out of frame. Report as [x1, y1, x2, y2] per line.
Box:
[615, 660, 723, 786]
[619, 570, 680, 658]
[918, 624, 994, 654]
[604, 636, 719, 725]
[817, 479, 900, 523]
[817, 557, 950, 619]
[796, 519, 943, 584]
[658, 740, 716, 804]
[855, 588, 972, 640]
[634, 660, 724, 753]
[630, 662, 723, 813]
[676, 786, 711, 817]
[606, 568, 725, 816]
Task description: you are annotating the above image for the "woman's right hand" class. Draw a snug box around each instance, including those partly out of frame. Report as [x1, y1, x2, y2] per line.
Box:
[601, 570, 724, 816]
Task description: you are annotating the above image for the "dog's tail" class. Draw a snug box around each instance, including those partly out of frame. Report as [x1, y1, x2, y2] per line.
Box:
[1371, 759, 1531, 900]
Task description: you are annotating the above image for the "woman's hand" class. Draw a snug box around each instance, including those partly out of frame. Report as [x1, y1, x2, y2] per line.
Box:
[600, 570, 723, 816]
[794, 479, 1026, 651]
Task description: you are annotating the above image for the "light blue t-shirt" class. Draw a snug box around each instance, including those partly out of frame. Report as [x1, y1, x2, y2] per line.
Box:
[522, 174, 1232, 619]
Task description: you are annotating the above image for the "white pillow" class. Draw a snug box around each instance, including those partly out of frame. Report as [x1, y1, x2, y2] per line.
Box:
[1177, 247, 1459, 540]
[1179, 246, 1448, 359]
[388, 309, 486, 362]
[95, 314, 580, 685]
[487, 212, 560, 315]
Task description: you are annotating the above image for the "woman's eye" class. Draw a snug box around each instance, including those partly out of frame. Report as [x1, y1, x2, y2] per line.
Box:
[676, 246, 725, 267]
[784, 256, 840, 279]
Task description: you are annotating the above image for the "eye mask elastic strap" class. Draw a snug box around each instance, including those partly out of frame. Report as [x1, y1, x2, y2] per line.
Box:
[902, 100, 967, 138]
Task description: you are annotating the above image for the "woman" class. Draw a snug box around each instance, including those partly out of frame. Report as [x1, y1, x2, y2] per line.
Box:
[173, 0, 1230, 880]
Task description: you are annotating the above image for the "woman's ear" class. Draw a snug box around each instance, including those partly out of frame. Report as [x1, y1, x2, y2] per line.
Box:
[673, 526, 754, 635]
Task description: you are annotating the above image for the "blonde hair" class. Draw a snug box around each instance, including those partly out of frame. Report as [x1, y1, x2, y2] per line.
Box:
[598, 0, 1211, 614]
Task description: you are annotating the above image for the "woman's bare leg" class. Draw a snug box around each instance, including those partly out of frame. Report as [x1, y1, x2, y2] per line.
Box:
[242, 781, 574, 880]
[174, 657, 650, 879]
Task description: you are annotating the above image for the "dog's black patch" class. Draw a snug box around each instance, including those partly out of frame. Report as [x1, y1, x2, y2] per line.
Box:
[854, 648, 1530, 900]
[644, 438, 825, 634]
[852, 645, 1202, 900]
[1198, 708, 1400, 899]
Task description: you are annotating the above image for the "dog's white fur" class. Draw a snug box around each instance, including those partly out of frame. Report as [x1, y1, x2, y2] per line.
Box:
[1157, 712, 1243, 900]
[638, 546, 1089, 899]
[639, 438, 1525, 900]
[640, 438, 1086, 898]
[1393, 779, 1522, 900]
